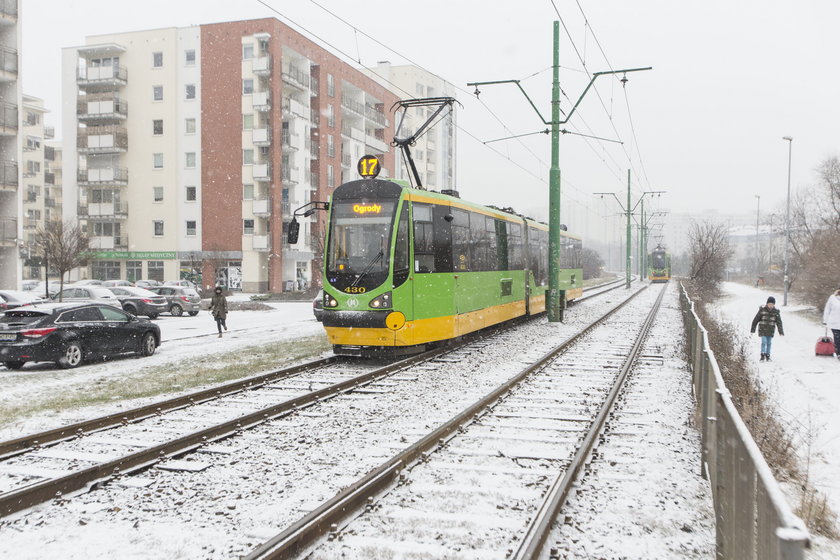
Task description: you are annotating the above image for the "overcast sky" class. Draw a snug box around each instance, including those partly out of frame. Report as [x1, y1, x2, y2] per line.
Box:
[22, 0, 840, 241]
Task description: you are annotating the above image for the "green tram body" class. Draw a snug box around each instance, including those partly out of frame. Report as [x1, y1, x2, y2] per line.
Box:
[648, 246, 671, 283]
[321, 179, 583, 355]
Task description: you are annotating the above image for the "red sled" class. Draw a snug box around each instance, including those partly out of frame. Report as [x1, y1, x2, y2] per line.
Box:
[816, 335, 834, 356]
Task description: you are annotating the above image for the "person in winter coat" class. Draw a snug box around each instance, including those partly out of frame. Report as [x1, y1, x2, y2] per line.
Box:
[750, 296, 784, 362]
[822, 288, 840, 359]
[209, 286, 229, 337]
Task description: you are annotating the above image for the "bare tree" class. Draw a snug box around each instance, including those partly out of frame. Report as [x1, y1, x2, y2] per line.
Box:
[34, 219, 89, 300]
[688, 220, 733, 293]
[580, 248, 604, 280]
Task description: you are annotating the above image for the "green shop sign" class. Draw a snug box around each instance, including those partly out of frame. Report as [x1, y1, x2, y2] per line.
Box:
[90, 251, 177, 260]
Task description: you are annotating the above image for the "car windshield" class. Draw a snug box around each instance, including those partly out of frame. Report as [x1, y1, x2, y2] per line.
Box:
[326, 200, 397, 290]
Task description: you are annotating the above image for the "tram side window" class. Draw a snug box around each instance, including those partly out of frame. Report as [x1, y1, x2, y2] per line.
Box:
[394, 205, 410, 286]
[528, 227, 540, 283]
[495, 219, 509, 270]
[413, 203, 435, 273]
[508, 222, 523, 269]
[470, 213, 489, 271]
[452, 209, 470, 271]
[572, 238, 582, 268]
[485, 216, 499, 271]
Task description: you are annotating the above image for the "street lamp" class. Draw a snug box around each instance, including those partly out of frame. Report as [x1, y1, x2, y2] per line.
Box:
[754, 194, 760, 280]
[782, 136, 793, 306]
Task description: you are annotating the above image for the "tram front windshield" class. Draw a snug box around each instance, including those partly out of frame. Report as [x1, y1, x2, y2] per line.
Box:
[326, 200, 397, 291]
[651, 252, 667, 268]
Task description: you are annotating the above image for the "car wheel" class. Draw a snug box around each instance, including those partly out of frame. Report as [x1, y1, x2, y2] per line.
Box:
[3, 361, 25, 370]
[148, 313, 159, 320]
[58, 341, 83, 369]
[188, 311, 199, 317]
[170, 304, 183, 317]
[139, 332, 157, 357]
[124, 304, 137, 316]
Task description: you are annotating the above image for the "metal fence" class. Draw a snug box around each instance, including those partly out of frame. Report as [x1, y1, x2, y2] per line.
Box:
[679, 283, 810, 559]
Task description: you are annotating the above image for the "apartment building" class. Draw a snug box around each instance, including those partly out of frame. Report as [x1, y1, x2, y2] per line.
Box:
[63, 18, 398, 292]
[0, 0, 19, 289]
[365, 62, 457, 191]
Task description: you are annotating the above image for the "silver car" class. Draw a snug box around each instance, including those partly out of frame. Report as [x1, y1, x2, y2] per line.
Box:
[150, 286, 201, 316]
[51, 286, 122, 308]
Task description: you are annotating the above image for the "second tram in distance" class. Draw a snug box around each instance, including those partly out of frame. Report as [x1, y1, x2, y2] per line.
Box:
[317, 173, 583, 356]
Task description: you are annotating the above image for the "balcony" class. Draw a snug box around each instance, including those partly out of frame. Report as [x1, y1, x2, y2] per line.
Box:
[78, 167, 129, 186]
[0, 0, 18, 22]
[252, 128, 271, 146]
[253, 55, 271, 76]
[341, 153, 351, 167]
[365, 135, 389, 153]
[252, 235, 269, 251]
[0, 160, 17, 191]
[365, 106, 388, 128]
[77, 65, 127, 91]
[78, 125, 128, 153]
[89, 236, 129, 250]
[281, 166, 299, 184]
[252, 198, 270, 216]
[0, 45, 17, 82]
[252, 163, 270, 181]
[79, 201, 128, 217]
[341, 96, 365, 117]
[253, 91, 270, 112]
[341, 124, 365, 142]
[0, 101, 17, 135]
[281, 130, 298, 150]
[77, 94, 127, 123]
[0, 217, 15, 246]
[281, 65, 310, 90]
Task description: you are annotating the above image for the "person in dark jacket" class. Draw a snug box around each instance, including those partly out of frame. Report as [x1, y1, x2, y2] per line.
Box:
[209, 286, 229, 337]
[750, 296, 784, 361]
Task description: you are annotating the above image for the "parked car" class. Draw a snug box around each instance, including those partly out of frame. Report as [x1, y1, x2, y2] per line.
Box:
[102, 280, 134, 287]
[148, 286, 201, 316]
[135, 280, 162, 289]
[164, 279, 198, 290]
[312, 290, 324, 322]
[31, 281, 63, 297]
[21, 280, 40, 292]
[0, 302, 160, 370]
[108, 286, 168, 318]
[73, 279, 104, 286]
[51, 286, 122, 308]
[0, 290, 48, 312]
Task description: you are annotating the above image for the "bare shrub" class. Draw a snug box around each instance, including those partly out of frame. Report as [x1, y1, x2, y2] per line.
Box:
[688, 221, 733, 295]
[684, 280, 838, 537]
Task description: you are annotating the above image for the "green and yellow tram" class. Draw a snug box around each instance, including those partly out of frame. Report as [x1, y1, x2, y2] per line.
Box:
[315, 175, 583, 356]
[648, 244, 671, 283]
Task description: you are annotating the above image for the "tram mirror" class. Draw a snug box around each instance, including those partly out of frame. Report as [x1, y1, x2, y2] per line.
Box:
[287, 218, 300, 244]
[444, 214, 454, 222]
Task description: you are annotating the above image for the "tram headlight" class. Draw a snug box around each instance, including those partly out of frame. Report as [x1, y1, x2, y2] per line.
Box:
[324, 293, 339, 308]
[369, 291, 392, 309]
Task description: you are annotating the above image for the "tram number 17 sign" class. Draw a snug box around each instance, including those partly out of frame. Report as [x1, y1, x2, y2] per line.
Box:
[357, 155, 381, 179]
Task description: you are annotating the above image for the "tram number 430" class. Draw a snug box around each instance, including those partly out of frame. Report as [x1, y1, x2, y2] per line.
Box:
[344, 286, 367, 294]
[357, 155, 381, 179]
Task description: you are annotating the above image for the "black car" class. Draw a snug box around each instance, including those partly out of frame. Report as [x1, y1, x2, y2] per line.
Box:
[108, 286, 168, 318]
[0, 302, 161, 370]
[313, 290, 323, 322]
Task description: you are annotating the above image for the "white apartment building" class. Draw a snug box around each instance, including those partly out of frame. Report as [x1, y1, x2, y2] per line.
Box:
[0, 0, 20, 289]
[366, 62, 457, 191]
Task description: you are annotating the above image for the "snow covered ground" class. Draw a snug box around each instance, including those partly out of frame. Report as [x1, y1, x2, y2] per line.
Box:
[711, 281, 840, 557]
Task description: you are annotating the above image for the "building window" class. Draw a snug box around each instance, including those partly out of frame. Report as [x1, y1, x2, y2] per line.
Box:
[126, 261, 142, 282]
[327, 164, 334, 188]
[243, 44, 254, 59]
[153, 52, 163, 67]
[243, 183, 254, 200]
[416, 83, 424, 95]
[153, 153, 163, 168]
[327, 104, 335, 127]
[153, 186, 164, 202]
[243, 219, 255, 235]
[185, 49, 195, 66]
[186, 186, 196, 201]
[185, 152, 196, 168]
[327, 134, 335, 157]
[153, 119, 163, 135]
[242, 79, 254, 94]
[92, 260, 122, 281]
[148, 261, 164, 282]
[153, 220, 164, 237]
[185, 118, 196, 134]
[153, 85, 163, 101]
[327, 73, 334, 97]
[186, 220, 197, 236]
[185, 84, 196, 100]
[243, 114, 253, 130]
[243, 149, 254, 165]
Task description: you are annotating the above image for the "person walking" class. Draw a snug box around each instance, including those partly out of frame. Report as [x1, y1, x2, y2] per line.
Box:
[822, 288, 840, 360]
[209, 286, 228, 338]
[750, 296, 784, 362]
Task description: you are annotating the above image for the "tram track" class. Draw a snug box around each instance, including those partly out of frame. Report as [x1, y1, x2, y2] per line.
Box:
[0, 279, 633, 520]
[245, 284, 666, 560]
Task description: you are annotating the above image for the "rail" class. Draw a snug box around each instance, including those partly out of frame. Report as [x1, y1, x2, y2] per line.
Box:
[679, 282, 809, 559]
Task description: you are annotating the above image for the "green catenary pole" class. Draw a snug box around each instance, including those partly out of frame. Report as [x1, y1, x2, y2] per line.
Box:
[640, 199, 645, 279]
[626, 169, 631, 289]
[548, 21, 562, 321]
